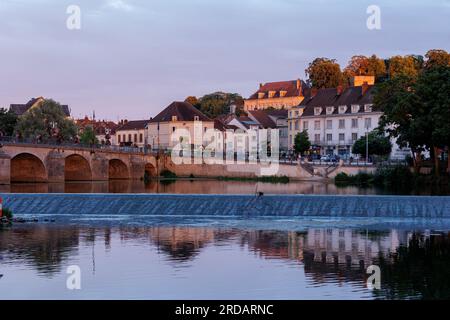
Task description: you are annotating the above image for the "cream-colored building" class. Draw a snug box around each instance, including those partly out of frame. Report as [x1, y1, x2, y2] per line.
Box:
[147, 101, 215, 151]
[244, 79, 309, 111]
[115, 120, 149, 151]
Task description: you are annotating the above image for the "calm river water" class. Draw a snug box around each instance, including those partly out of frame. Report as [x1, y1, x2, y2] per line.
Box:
[1, 224, 449, 299]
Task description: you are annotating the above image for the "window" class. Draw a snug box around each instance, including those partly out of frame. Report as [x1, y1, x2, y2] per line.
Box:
[295, 111, 299, 116]
[314, 107, 322, 115]
[314, 134, 321, 142]
[172, 127, 176, 132]
[139, 133, 143, 143]
[268, 91, 276, 98]
[326, 106, 334, 115]
[314, 120, 320, 130]
[172, 116, 178, 121]
[352, 133, 358, 141]
[339, 119, 345, 129]
[289, 135, 292, 144]
[289, 121, 292, 130]
[351, 105, 360, 113]
[295, 120, 299, 130]
[194, 116, 199, 121]
[289, 111, 293, 118]
[351, 118, 358, 128]
[258, 92, 265, 99]
[339, 133, 345, 141]
[123, 134, 126, 142]
[326, 134, 332, 141]
[303, 121, 309, 130]
[326, 120, 333, 130]
[128, 134, 132, 142]
[338, 105, 347, 114]
[364, 118, 372, 129]
[118, 135, 121, 143]
[134, 134, 138, 142]
[364, 104, 373, 112]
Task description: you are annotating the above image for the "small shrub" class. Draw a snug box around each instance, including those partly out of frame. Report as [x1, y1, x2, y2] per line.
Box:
[160, 169, 177, 179]
[2, 208, 13, 220]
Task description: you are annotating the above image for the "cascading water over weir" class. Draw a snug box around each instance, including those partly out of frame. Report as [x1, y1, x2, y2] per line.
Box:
[1, 193, 450, 218]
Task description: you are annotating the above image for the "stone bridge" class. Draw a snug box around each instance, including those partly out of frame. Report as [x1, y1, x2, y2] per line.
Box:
[0, 144, 161, 185]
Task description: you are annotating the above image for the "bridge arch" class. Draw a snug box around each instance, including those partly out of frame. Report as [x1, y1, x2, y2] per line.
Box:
[65, 154, 92, 181]
[11, 153, 47, 182]
[109, 159, 130, 180]
[145, 163, 157, 178]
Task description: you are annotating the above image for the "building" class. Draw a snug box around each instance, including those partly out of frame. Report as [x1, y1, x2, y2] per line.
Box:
[147, 101, 215, 150]
[287, 76, 406, 159]
[75, 116, 119, 145]
[244, 79, 309, 111]
[248, 109, 289, 152]
[115, 119, 150, 151]
[10, 97, 70, 117]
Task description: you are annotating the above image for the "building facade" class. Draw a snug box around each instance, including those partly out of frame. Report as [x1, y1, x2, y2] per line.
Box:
[244, 79, 309, 111]
[115, 120, 149, 151]
[288, 76, 406, 159]
[147, 101, 215, 150]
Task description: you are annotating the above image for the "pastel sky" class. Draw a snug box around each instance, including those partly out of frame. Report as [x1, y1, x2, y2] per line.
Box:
[0, 0, 449, 120]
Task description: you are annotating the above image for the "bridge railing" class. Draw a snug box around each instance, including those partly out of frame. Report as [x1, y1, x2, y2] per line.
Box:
[0, 136, 156, 155]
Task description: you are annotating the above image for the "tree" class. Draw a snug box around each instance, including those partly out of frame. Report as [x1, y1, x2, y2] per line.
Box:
[305, 57, 343, 88]
[343, 55, 387, 85]
[424, 49, 450, 69]
[294, 130, 311, 155]
[79, 125, 98, 145]
[375, 65, 450, 174]
[197, 92, 243, 118]
[352, 130, 392, 158]
[388, 55, 419, 79]
[184, 96, 199, 107]
[0, 108, 18, 136]
[14, 99, 78, 143]
[367, 54, 387, 80]
[415, 65, 450, 173]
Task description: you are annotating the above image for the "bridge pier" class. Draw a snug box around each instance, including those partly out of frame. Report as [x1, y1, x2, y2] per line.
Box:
[0, 150, 11, 185]
[46, 151, 65, 183]
[130, 156, 145, 180]
[91, 153, 109, 181]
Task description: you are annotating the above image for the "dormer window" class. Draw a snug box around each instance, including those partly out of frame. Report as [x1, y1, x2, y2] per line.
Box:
[326, 106, 335, 115]
[172, 116, 177, 121]
[258, 92, 265, 99]
[364, 104, 373, 112]
[279, 90, 287, 97]
[194, 116, 199, 121]
[351, 105, 360, 113]
[314, 107, 322, 116]
[268, 91, 276, 98]
[338, 105, 347, 114]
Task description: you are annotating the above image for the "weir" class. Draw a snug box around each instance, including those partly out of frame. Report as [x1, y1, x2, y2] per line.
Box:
[1, 194, 450, 218]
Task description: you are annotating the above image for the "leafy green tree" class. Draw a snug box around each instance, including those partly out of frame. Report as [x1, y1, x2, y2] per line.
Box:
[294, 130, 311, 155]
[79, 125, 99, 145]
[0, 108, 18, 136]
[14, 99, 77, 142]
[197, 92, 243, 118]
[305, 57, 343, 88]
[352, 130, 392, 158]
[343, 55, 387, 85]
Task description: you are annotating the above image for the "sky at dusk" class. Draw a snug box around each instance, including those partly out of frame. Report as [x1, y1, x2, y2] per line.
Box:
[0, 0, 449, 120]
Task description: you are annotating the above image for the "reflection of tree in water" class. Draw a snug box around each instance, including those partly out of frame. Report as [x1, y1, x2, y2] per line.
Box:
[374, 233, 450, 300]
[0, 226, 80, 276]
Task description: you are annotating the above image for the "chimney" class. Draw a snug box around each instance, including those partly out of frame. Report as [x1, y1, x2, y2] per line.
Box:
[311, 88, 318, 97]
[336, 85, 343, 95]
[362, 81, 369, 95]
[296, 79, 303, 96]
[259, 83, 264, 89]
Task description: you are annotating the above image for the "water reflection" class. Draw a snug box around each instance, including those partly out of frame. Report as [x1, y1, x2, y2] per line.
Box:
[0, 180, 380, 195]
[1, 225, 449, 299]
